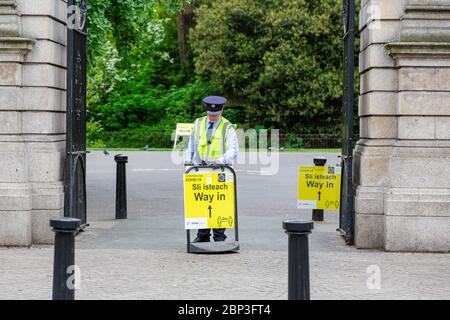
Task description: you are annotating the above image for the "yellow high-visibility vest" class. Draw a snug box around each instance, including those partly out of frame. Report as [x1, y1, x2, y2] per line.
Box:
[193, 116, 232, 162]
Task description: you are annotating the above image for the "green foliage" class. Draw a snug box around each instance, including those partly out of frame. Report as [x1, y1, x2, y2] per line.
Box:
[86, 120, 106, 148]
[86, 0, 358, 148]
[190, 0, 346, 134]
[87, 0, 216, 148]
[91, 79, 216, 133]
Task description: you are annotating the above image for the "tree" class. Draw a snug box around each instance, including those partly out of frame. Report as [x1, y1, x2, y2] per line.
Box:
[86, 0, 217, 147]
[190, 0, 344, 133]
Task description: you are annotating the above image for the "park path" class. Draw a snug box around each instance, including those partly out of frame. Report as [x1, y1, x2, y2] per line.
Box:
[0, 152, 449, 300]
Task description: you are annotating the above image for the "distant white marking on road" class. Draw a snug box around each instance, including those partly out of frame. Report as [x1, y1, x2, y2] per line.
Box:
[235, 169, 272, 175]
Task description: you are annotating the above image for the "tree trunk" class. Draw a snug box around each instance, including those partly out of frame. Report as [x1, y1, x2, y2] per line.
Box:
[176, 11, 189, 72]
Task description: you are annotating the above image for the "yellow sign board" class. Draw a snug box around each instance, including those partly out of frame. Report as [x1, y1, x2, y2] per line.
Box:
[184, 172, 235, 229]
[173, 123, 195, 149]
[176, 123, 195, 136]
[297, 166, 341, 210]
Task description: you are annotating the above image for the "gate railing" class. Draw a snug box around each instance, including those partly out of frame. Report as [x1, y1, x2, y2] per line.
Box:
[339, 0, 356, 245]
[64, 0, 88, 228]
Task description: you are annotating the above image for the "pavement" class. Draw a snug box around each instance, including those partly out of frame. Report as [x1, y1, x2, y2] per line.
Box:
[0, 151, 449, 300]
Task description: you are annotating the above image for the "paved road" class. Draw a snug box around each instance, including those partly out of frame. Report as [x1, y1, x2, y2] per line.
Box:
[83, 151, 342, 251]
[0, 151, 449, 300]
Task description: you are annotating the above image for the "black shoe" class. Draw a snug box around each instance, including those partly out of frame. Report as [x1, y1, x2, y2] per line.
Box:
[193, 236, 210, 243]
[214, 238, 226, 242]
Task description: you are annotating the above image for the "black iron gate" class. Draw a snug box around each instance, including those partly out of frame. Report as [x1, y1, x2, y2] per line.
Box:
[64, 0, 88, 228]
[339, 0, 355, 245]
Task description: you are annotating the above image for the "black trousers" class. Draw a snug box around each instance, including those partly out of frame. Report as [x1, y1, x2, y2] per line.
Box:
[197, 228, 227, 241]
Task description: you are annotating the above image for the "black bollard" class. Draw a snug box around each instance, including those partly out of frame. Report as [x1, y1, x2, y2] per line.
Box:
[312, 157, 327, 222]
[283, 219, 314, 300]
[50, 217, 81, 300]
[115, 154, 128, 219]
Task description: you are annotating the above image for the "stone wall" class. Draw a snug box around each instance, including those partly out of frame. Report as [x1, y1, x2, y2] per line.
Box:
[0, 0, 66, 245]
[355, 0, 450, 252]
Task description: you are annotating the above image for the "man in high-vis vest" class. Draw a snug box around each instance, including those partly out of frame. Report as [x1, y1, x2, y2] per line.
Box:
[184, 96, 239, 243]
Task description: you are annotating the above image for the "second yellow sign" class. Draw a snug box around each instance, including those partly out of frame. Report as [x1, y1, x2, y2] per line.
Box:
[297, 166, 341, 210]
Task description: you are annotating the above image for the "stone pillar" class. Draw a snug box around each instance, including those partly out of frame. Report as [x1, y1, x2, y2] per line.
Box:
[355, 0, 407, 249]
[356, 0, 450, 252]
[384, 0, 450, 252]
[0, 0, 66, 245]
[0, 0, 34, 246]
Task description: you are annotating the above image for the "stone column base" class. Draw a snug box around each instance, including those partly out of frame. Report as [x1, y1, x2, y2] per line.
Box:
[354, 140, 392, 249]
[385, 188, 450, 252]
[31, 209, 61, 244]
[355, 186, 385, 249]
[0, 181, 32, 246]
[0, 211, 31, 246]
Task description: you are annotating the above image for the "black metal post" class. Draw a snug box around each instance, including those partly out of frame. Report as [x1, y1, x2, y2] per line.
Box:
[65, 0, 88, 227]
[340, 0, 356, 244]
[51, 217, 80, 300]
[312, 157, 327, 222]
[283, 220, 314, 300]
[115, 154, 128, 219]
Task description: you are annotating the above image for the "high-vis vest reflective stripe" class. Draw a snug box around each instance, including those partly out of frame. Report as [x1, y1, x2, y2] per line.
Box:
[193, 116, 232, 163]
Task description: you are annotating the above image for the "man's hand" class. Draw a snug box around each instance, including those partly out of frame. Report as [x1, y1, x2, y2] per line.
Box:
[211, 159, 225, 169]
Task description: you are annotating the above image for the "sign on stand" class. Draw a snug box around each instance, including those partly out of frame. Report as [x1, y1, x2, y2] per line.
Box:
[184, 172, 236, 229]
[298, 166, 341, 210]
[173, 123, 195, 149]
